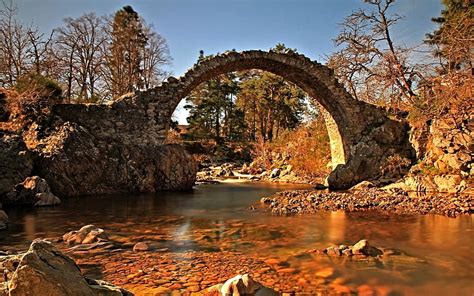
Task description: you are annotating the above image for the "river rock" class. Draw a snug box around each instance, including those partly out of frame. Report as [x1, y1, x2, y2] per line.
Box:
[204, 274, 277, 296]
[63, 225, 109, 245]
[2, 239, 132, 296]
[352, 240, 383, 257]
[133, 242, 149, 252]
[269, 168, 280, 178]
[350, 181, 375, 191]
[5, 176, 61, 206]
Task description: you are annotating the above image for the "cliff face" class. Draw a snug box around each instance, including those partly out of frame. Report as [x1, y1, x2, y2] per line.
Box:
[0, 91, 197, 202]
[397, 112, 473, 193]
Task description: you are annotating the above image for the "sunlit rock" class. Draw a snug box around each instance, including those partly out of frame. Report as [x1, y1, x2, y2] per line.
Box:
[351, 239, 383, 257]
[204, 274, 277, 296]
[3, 239, 132, 296]
[5, 176, 61, 206]
[63, 225, 109, 245]
[133, 242, 149, 252]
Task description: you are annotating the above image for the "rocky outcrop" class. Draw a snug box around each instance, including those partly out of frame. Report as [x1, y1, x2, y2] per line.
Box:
[393, 114, 473, 193]
[0, 132, 32, 197]
[32, 120, 197, 197]
[4, 176, 60, 206]
[0, 239, 132, 296]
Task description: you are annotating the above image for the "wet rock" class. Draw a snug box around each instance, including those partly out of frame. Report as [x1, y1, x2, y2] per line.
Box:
[314, 183, 327, 190]
[260, 187, 473, 217]
[351, 240, 383, 257]
[326, 246, 342, 256]
[5, 176, 61, 206]
[204, 274, 277, 296]
[315, 267, 335, 279]
[133, 242, 149, 252]
[63, 225, 109, 245]
[86, 278, 133, 296]
[3, 239, 132, 295]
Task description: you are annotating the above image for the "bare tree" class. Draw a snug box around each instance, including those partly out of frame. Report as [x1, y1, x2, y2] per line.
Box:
[0, 0, 55, 87]
[328, 0, 423, 106]
[53, 13, 106, 102]
[0, 0, 30, 86]
[142, 25, 171, 89]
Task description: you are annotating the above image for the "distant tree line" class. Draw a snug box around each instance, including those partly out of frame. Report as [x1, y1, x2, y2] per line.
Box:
[0, 1, 170, 102]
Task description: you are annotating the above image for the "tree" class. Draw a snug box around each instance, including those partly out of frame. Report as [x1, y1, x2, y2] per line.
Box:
[185, 51, 240, 141]
[328, 0, 422, 106]
[102, 5, 170, 98]
[53, 13, 107, 102]
[142, 25, 171, 89]
[426, 0, 473, 73]
[237, 70, 306, 141]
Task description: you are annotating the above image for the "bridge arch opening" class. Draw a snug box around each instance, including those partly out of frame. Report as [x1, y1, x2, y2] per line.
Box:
[137, 50, 412, 189]
[166, 51, 350, 174]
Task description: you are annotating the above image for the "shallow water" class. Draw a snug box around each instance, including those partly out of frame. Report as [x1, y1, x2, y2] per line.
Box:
[1, 182, 473, 295]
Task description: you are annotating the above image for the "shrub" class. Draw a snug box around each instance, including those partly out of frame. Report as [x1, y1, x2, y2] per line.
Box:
[14, 73, 63, 105]
[251, 118, 331, 179]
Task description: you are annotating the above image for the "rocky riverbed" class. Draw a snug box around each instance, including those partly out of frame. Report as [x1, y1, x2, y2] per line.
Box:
[39, 224, 425, 295]
[260, 187, 473, 217]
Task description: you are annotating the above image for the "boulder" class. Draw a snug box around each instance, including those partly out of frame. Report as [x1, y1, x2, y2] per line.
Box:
[0, 133, 33, 198]
[204, 274, 277, 296]
[269, 168, 280, 178]
[133, 242, 149, 252]
[5, 176, 61, 206]
[3, 239, 132, 296]
[433, 175, 463, 193]
[352, 239, 383, 257]
[63, 225, 109, 245]
[34, 121, 198, 196]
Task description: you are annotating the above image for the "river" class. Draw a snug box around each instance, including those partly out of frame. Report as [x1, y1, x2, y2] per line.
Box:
[1, 182, 473, 295]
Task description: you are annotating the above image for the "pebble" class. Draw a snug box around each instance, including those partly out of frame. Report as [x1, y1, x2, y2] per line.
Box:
[132, 242, 149, 252]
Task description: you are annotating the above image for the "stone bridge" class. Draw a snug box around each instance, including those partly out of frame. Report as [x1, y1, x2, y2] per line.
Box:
[51, 50, 413, 195]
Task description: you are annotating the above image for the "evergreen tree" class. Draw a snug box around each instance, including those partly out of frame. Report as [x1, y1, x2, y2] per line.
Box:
[426, 0, 473, 72]
[108, 6, 147, 97]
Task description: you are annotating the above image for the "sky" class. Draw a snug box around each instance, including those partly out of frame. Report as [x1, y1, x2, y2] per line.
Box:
[15, 0, 443, 123]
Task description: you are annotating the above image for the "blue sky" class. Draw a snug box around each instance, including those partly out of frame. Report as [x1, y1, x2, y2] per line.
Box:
[16, 0, 443, 123]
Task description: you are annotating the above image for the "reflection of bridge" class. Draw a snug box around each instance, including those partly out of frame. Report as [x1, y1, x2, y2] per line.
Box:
[54, 50, 414, 192]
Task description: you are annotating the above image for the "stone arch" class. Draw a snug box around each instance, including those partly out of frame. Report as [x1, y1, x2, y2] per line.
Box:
[171, 51, 351, 169]
[74, 50, 412, 189]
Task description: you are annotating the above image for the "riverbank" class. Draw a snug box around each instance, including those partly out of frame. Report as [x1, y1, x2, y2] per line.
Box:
[260, 187, 473, 217]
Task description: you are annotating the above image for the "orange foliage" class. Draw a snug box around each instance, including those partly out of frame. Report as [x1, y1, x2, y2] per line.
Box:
[252, 118, 331, 179]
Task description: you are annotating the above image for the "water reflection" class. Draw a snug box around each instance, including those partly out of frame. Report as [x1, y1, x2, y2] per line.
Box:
[0, 183, 472, 294]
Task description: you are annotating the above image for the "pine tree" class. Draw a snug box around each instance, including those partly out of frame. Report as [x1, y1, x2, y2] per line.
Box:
[426, 0, 473, 72]
[108, 6, 147, 97]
